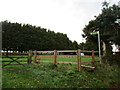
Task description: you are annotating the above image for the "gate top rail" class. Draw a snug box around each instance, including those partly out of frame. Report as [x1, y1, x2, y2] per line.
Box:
[2, 52, 28, 54]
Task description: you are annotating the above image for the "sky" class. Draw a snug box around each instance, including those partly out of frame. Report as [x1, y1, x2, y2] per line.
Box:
[0, 0, 119, 43]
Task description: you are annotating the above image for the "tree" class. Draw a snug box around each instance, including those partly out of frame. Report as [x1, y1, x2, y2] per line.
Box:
[82, 4, 120, 64]
[2, 20, 75, 51]
[72, 40, 79, 50]
[83, 4, 120, 55]
[79, 41, 98, 51]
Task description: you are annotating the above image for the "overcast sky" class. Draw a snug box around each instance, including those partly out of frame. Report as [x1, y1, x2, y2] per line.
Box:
[0, 0, 119, 43]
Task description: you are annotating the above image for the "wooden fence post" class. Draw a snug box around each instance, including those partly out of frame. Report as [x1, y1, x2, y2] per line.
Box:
[34, 50, 38, 64]
[77, 49, 81, 71]
[92, 50, 95, 66]
[28, 50, 32, 64]
[54, 50, 57, 64]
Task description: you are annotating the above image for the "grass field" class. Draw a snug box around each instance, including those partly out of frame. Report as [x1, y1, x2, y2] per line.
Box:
[2, 55, 120, 88]
[3, 54, 120, 88]
[2, 63, 120, 88]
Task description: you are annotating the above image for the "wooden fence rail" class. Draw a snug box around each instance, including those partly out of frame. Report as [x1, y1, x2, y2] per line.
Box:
[32, 49, 98, 71]
[1, 50, 32, 68]
[1, 49, 98, 70]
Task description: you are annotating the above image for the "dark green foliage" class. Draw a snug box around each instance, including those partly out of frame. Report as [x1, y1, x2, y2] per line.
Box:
[2, 64, 120, 88]
[2, 20, 76, 51]
[83, 4, 120, 49]
[79, 41, 98, 51]
[102, 53, 120, 67]
[82, 4, 120, 65]
[72, 40, 79, 50]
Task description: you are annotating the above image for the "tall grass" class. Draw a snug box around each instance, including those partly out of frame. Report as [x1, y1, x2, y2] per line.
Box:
[2, 63, 120, 88]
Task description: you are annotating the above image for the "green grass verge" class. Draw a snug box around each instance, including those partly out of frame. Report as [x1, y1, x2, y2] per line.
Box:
[2, 63, 120, 88]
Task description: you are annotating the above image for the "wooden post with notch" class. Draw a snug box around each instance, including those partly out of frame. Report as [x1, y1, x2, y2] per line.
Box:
[54, 50, 57, 64]
[77, 49, 81, 71]
[28, 50, 32, 64]
[92, 50, 95, 66]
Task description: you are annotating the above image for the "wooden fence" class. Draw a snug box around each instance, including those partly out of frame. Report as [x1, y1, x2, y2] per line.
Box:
[1, 50, 32, 68]
[32, 49, 99, 71]
[1, 50, 98, 71]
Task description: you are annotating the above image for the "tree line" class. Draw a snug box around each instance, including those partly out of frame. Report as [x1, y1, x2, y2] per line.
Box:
[2, 20, 98, 52]
[2, 21, 81, 52]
